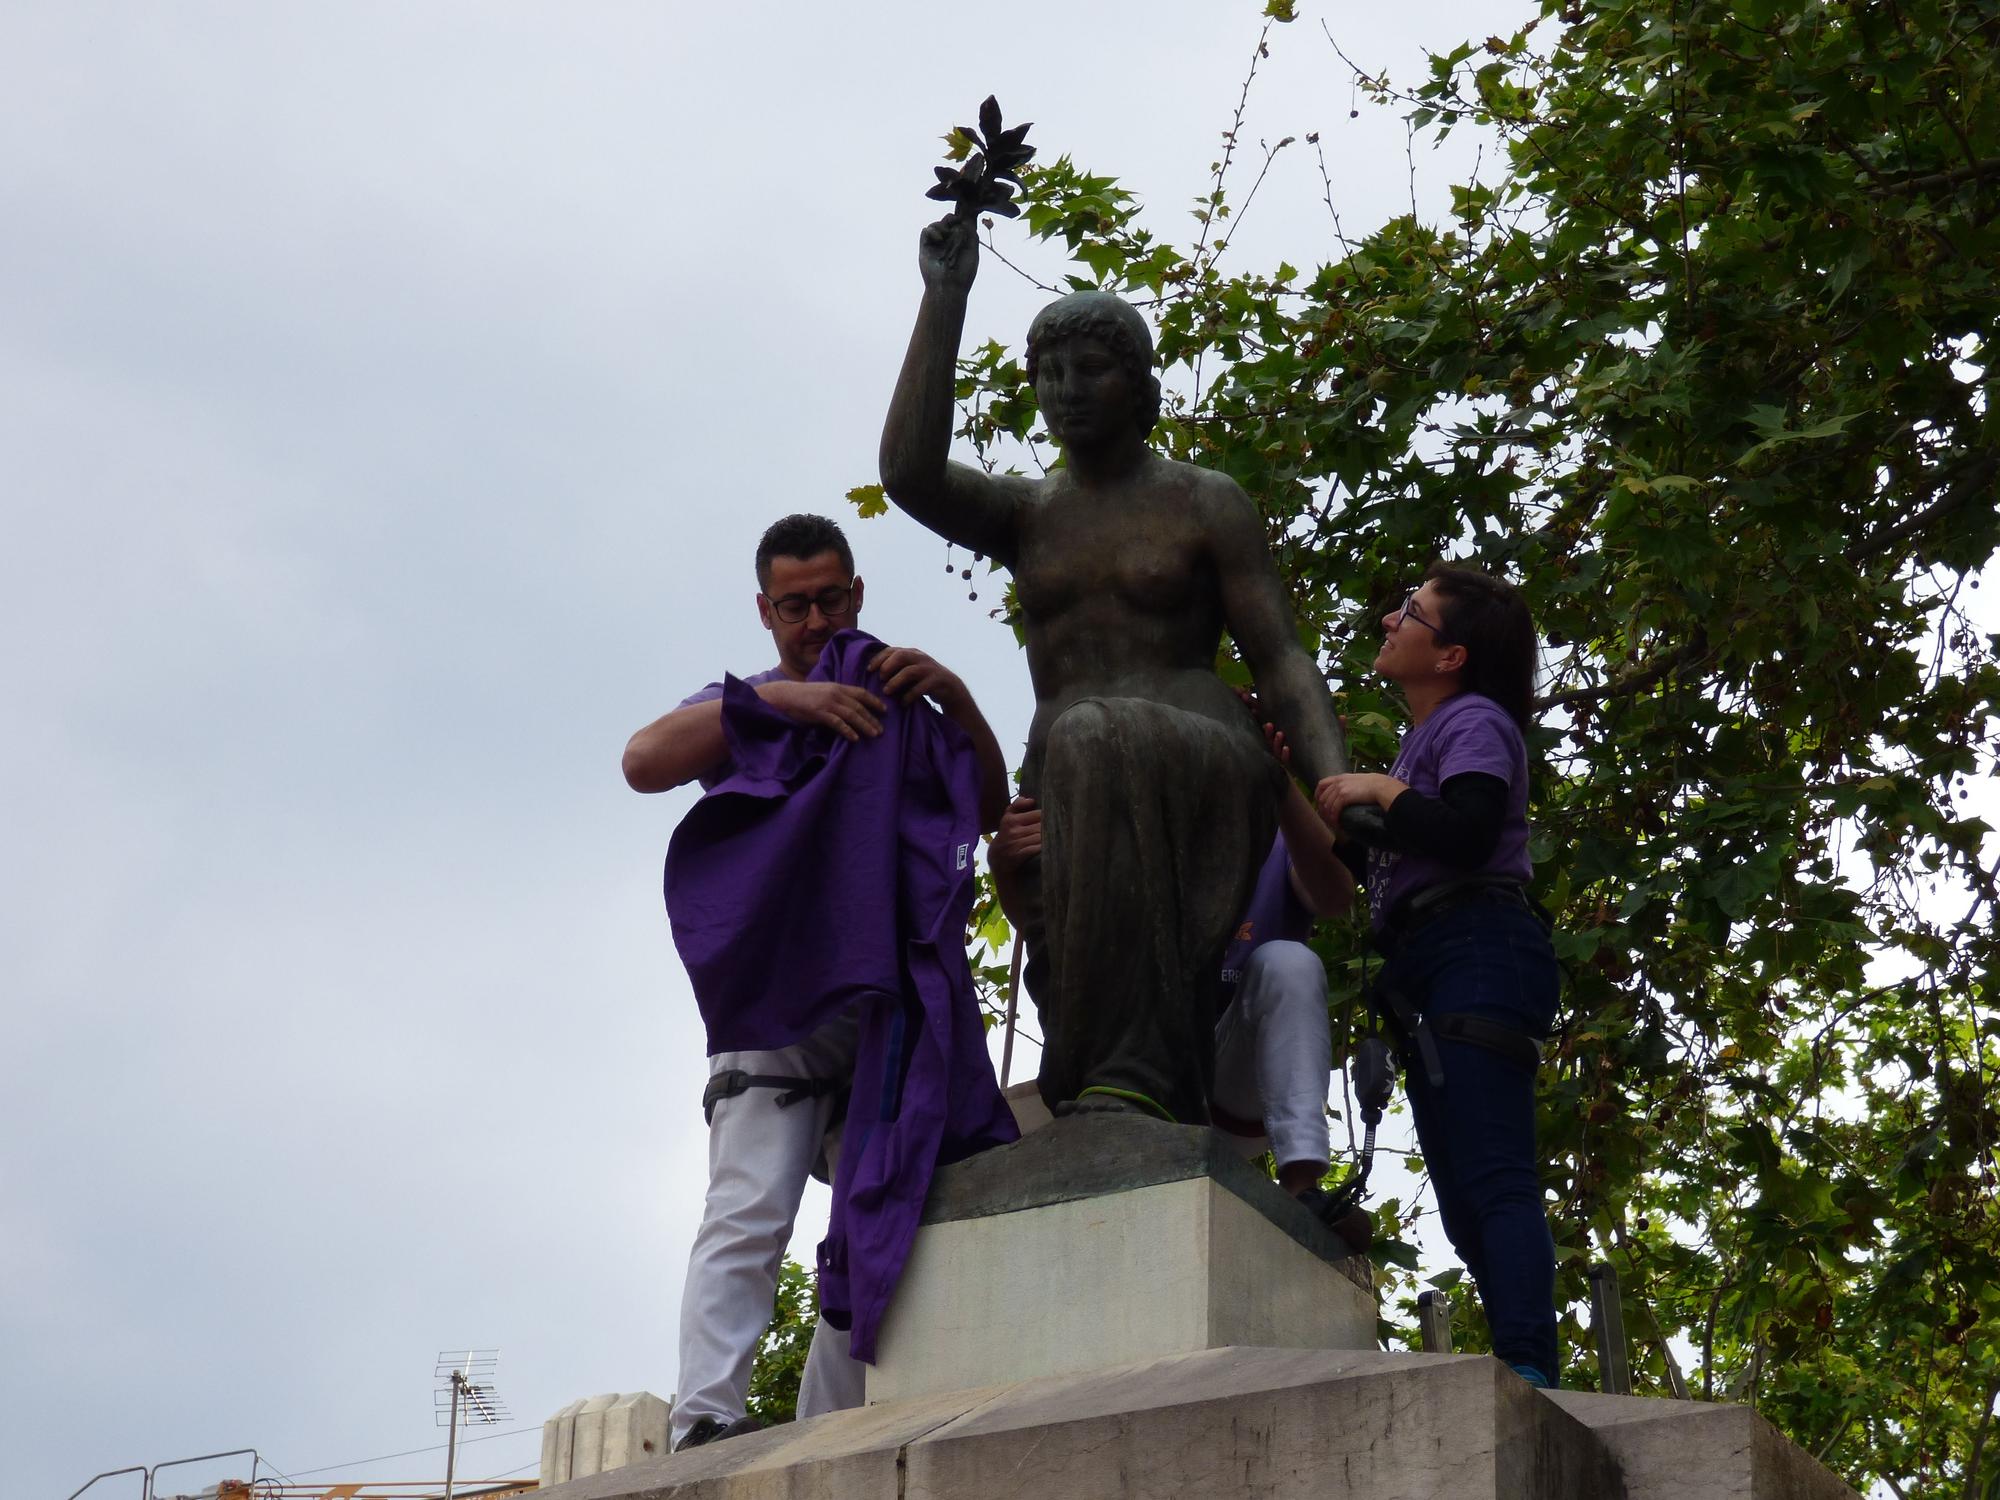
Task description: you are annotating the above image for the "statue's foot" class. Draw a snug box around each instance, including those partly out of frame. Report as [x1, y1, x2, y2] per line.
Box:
[1055, 1094, 1148, 1118]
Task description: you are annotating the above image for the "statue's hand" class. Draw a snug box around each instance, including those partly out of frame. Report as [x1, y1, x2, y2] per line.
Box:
[918, 213, 980, 293]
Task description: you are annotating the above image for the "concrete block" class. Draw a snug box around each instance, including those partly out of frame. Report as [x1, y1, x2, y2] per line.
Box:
[542, 1397, 585, 1487]
[868, 1111, 1374, 1404]
[1545, 1390, 1859, 1499]
[541, 1392, 671, 1487]
[869, 1176, 1376, 1402]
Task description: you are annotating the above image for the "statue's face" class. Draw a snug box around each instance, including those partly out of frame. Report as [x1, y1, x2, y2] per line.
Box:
[1033, 334, 1138, 450]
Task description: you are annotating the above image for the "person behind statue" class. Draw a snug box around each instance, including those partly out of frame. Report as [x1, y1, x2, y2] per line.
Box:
[986, 700, 1364, 1243]
[1315, 564, 1560, 1388]
[622, 512, 1013, 1449]
[880, 211, 1353, 1128]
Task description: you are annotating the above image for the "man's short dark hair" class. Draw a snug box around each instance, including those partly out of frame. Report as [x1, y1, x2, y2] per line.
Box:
[755, 514, 854, 589]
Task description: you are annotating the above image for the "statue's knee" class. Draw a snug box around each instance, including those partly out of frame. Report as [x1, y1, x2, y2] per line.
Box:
[1044, 699, 1116, 771]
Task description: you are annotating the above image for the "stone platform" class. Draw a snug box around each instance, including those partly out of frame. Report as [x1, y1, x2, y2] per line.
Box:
[867, 1112, 1376, 1403]
[535, 1346, 1859, 1498]
[545, 1113, 1860, 1497]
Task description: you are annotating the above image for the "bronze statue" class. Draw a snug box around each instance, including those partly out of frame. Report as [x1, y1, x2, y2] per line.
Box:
[880, 196, 1352, 1127]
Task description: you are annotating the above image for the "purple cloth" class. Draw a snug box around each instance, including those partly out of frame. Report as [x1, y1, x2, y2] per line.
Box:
[1367, 691, 1531, 931]
[1217, 835, 1314, 1002]
[675, 665, 787, 790]
[663, 630, 1017, 1361]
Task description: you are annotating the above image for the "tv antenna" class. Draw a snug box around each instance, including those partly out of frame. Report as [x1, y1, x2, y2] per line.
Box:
[434, 1348, 509, 1500]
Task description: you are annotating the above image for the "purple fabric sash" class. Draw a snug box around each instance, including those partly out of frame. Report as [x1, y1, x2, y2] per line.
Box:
[664, 630, 1017, 1359]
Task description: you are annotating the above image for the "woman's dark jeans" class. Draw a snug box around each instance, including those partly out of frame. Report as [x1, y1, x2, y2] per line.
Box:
[1381, 898, 1561, 1382]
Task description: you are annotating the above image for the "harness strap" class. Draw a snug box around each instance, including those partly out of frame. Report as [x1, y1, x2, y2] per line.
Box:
[1366, 981, 1544, 1088]
[702, 1068, 841, 1125]
[1386, 875, 1540, 947]
[1432, 1013, 1545, 1070]
[1373, 982, 1446, 1090]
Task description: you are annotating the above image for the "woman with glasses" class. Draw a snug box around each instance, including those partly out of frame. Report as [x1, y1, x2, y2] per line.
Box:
[1316, 564, 1561, 1390]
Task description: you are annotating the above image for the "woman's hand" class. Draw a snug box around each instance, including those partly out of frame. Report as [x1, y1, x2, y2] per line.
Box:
[988, 796, 1041, 877]
[1316, 773, 1407, 828]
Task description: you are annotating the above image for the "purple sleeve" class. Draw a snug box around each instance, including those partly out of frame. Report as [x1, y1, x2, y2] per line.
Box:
[1432, 701, 1520, 785]
[675, 680, 727, 712]
[675, 665, 785, 714]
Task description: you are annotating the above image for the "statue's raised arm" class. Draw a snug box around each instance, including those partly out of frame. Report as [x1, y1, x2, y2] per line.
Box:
[879, 212, 1030, 567]
[874, 98, 1370, 1132]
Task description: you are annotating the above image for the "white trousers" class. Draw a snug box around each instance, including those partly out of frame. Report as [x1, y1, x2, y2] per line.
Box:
[672, 1012, 866, 1445]
[1211, 940, 1333, 1172]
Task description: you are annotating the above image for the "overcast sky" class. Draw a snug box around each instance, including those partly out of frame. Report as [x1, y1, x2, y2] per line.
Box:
[4, 4, 1503, 1494]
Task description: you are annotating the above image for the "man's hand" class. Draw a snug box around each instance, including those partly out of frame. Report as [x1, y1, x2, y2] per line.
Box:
[870, 644, 1009, 833]
[1317, 773, 1407, 827]
[988, 797, 1041, 877]
[918, 213, 979, 294]
[870, 646, 969, 713]
[760, 679, 888, 742]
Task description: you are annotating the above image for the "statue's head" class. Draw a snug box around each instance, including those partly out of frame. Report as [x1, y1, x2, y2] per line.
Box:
[1024, 291, 1163, 444]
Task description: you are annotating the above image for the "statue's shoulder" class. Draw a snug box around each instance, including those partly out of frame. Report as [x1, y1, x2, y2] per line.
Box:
[1171, 458, 1258, 522]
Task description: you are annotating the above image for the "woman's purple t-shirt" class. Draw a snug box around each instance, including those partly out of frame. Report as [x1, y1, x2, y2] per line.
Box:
[1366, 691, 1531, 932]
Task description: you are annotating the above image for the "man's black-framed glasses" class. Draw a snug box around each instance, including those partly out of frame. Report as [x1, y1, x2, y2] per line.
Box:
[1393, 588, 1446, 637]
[765, 583, 856, 624]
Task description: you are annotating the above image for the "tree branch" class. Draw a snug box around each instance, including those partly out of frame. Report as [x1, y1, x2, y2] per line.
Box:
[1964, 1376, 1998, 1500]
[1538, 632, 1710, 714]
[1843, 452, 2000, 564]
[1870, 154, 2000, 197]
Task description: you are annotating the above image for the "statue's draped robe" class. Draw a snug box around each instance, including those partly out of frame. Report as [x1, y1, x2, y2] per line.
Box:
[1018, 697, 1281, 1124]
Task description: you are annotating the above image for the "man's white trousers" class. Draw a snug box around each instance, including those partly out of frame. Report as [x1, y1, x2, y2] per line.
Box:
[672, 1013, 864, 1446]
[1211, 940, 1333, 1171]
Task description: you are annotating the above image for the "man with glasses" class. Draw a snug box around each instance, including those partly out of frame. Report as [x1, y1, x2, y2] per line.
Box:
[623, 512, 1009, 1450]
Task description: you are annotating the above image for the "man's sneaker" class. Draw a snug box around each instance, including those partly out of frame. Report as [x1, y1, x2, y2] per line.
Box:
[674, 1414, 767, 1453]
[675, 1417, 726, 1452]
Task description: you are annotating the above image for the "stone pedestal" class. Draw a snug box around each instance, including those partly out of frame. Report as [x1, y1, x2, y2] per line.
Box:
[866, 1112, 1376, 1404]
[532, 1115, 1861, 1499]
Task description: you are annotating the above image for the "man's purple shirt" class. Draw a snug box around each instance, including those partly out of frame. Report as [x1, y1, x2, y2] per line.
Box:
[675, 665, 786, 790]
[662, 631, 1017, 1360]
[1366, 691, 1532, 931]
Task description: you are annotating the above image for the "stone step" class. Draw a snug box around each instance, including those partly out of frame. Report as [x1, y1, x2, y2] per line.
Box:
[1546, 1389, 1860, 1499]
[537, 1348, 1619, 1499]
[536, 1349, 1863, 1499]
